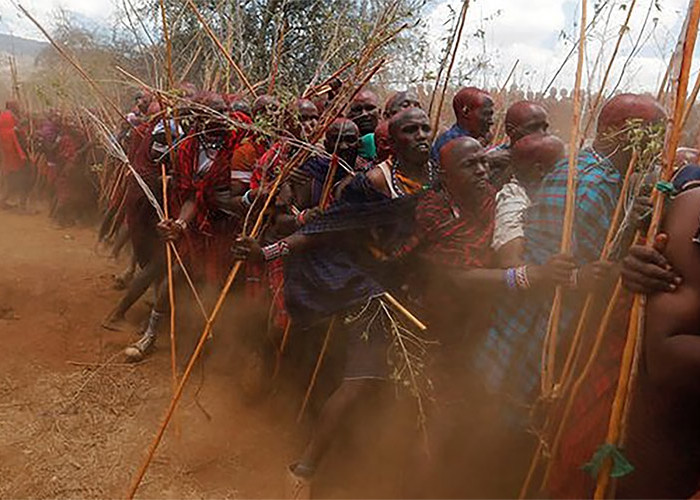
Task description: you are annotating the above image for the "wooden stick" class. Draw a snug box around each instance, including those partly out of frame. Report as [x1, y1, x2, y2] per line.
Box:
[430, 0, 470, 141]
[594, 3, 700, 497]
[490, 59, 520, 143]
[127, 60, 398, 497]
[580, 0, 637, 142]
[383, 292, 427, 331]
[319, 154, 339, 210]
[681, 68, 700, 129]
[297, 317, 335, 423]
[272, 320, 292, 380]
[532, 153, 638, 495]
[541, 0, 587, 396]
[557, 151, 638, 395]
[268, 16, 287, 95]
[162, 164, 179, 439]
[17, 4, 133, 130]
[184, 0, 256, 96]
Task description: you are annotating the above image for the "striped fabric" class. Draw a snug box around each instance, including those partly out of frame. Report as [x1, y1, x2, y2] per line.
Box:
[472, 148, 621, 417]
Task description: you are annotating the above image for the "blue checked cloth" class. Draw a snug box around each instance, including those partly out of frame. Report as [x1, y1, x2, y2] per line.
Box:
[430, 123, 474, 164]
[473, 148, 621, 417]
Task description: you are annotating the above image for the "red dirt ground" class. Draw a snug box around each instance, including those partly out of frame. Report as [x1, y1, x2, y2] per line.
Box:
[0, 208, 305, 499]
[0, 207, 423, 499]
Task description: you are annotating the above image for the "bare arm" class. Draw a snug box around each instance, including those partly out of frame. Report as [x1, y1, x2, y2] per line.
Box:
[644, 189, 700, 394]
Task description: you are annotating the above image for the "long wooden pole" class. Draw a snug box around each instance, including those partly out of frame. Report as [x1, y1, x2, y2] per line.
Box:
[184, 0, 256, 96]
[580, 0, 637, 142]
[429, 0, 470, 140]
[594, 3, 700, 497]
[17, 4, 132, 129]
[297, 317, 335, 423]
[541, 0, 588, 396]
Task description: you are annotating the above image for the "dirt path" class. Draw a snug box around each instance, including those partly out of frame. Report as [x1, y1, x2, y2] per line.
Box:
[0, 209, 300, 498]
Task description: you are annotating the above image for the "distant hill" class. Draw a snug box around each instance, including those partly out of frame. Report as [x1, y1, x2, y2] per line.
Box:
[0, 33, 47, 59]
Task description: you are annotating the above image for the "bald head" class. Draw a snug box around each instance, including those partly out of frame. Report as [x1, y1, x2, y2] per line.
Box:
[594, 93, 666, 171]
[505, 101, 549, 144]
[439, 136, 490, 200]
[596, 93, 666, 136]
[512, 134, 565, 184]
[439, 136, 483, 168]
[384, 90, 421, 118]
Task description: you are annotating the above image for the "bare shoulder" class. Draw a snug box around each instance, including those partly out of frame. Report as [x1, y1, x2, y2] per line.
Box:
[663, 189, 700, 288]
[365, 162, 391, 197]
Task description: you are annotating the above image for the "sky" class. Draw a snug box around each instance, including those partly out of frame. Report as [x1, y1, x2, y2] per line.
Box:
[1, 0, 698, 93]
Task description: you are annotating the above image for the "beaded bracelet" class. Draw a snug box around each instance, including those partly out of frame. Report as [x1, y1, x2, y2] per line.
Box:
[261, 240, 291, 261]
[505, 268, 518, 290]
[241, 189, 254, 208]
[515, 266, 531, 290]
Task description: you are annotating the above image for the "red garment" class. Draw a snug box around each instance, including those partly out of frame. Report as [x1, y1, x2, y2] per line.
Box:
[250, 140, 287, 190]
[394, 187, 496, 268]
[545, 292, 633, 498]
[172, 132, 237, 284]
[0, 110, 27, 174]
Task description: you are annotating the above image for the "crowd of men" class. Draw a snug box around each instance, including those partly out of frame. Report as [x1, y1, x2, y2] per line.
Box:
[2, 77, 700, 499]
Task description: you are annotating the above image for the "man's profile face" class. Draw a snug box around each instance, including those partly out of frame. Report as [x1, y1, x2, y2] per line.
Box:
[464, 97, 494, 139]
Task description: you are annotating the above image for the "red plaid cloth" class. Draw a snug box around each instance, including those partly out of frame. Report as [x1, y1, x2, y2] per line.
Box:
[393, 186, 495, 269]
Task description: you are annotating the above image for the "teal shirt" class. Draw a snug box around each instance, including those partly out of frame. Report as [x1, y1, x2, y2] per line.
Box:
[359, 133, 376, 161]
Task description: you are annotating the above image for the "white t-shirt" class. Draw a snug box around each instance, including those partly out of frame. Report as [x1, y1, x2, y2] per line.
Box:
[492, 180, 531, 251]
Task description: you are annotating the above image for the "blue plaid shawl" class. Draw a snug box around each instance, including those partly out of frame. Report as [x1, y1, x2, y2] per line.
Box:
[284, 172, 421, 325]
[472, 148, 621, 417]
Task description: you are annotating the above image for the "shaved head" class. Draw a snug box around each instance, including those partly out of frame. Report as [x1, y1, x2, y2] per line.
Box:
[596, 93, 666, 135]
[453, 87, 490, 117]
[388, 107, 429, 139]
[327, 117, 358, 136]
[594, 93, 666, 172]
[439, 136, 483, 169]
[512, 134, 565, 184]
[388, 108, 431, 165]
[252, 94, 280, 117]
[505, 101, 549, 143]
[384, 90, 421, 118]
[439, 136, 490, 200]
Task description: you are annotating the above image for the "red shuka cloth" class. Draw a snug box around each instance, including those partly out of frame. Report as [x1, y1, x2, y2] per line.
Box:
[0, 110, 27, 174]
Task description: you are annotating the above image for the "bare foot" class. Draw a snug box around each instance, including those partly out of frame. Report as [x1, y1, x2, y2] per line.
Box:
[286, 466, 312, 500]
[101, 313, 128, 332]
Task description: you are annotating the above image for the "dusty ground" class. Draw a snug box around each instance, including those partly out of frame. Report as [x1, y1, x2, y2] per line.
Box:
[0, 207, 422, 499]
[0, 208, 306, 499]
